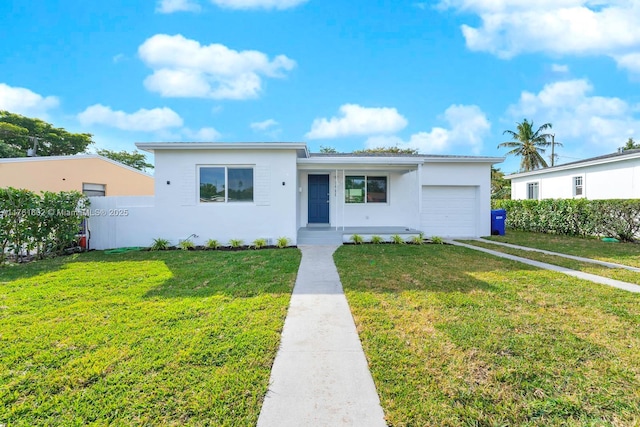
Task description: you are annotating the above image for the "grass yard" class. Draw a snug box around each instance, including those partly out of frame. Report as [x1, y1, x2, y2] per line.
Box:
[459, 239, 640, 286]
[0, 249, 301, 426]
[484, 230, 640, 268]
[334, 244, 640, 427]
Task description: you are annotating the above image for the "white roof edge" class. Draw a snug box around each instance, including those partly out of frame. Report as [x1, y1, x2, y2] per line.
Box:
[298, 157, 424, 165]
[136, 142, 309, 155]
[0, 154, 154, 178]
[505, 151, 640, 179]
[423, 156, 505, 164]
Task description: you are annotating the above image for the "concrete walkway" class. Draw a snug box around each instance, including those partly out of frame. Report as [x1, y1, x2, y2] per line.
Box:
[257, 245, 387, 427]
[477, 238, 640, 272]
[451, 240, 640, 294]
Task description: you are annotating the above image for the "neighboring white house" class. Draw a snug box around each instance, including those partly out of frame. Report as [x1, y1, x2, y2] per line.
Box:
[87, 142, 503, 249]
[507, 149, 640, 200]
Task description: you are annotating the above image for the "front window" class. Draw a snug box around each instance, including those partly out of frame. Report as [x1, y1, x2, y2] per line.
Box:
[199, 166, 253, 203]
[527, 182, 539, 200]
[345, 175, 387, 203]
[573, 176, 583, 196]
[83, 183, 106, 197]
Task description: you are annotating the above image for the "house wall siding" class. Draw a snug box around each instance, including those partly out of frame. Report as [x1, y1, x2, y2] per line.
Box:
[89, 149, 299, 249]
[510, 159, 640, 200]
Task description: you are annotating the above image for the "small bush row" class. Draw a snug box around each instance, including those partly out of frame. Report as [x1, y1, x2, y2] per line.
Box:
[349, 233, 444, 245]
[493, 199, 640, 242]
[150, 236, 291, 251]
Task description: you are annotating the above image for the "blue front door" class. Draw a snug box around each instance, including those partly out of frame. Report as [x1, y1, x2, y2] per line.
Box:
[308, 175, 330, 223]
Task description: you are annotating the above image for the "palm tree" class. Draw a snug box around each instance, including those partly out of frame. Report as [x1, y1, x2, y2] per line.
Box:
[498, 119, 553, 172]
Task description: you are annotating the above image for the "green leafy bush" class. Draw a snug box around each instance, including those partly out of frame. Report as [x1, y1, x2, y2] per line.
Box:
[205, 239, 220, 250]
[391, 234, 405, 244]
[350, 234, 364, 244]
[276, 237, 289, 248]
[252, 238, 268, 249]
[430, 236, 444, 244]
[494, 199, 640, 242]
[0, 187, 89, 263]
[229, 239, 244, 248]
[178, 239, 195, 250]
[370, 235, 384, 244]
[150, 238, 170, 251]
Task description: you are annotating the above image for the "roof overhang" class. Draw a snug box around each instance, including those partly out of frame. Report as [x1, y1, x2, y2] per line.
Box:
[423, 156, 504, 164]
[136, 142, 309, 158]
[297, 156, 423, 172]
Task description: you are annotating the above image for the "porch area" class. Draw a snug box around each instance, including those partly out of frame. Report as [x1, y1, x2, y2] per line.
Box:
[297, 226, 423, 245]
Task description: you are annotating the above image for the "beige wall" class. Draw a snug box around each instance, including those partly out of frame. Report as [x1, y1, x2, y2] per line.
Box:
[0, 156, 154, 195]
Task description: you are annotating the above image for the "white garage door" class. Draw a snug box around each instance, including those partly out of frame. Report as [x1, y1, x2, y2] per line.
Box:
[420, 186, 478, 237]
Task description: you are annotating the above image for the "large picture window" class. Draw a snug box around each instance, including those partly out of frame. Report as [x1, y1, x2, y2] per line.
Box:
[345, 175, 387, 203]
[199, 166, 254, 203]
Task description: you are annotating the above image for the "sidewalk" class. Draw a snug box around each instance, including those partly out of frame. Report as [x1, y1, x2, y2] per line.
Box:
[257, 245, 387, 427]
[451, 240, 640, 294]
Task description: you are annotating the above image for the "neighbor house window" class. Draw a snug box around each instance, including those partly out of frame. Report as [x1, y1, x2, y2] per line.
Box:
[83, 183, 106, 197]
[573, 176, 583, 197]
[199, 166, 254, 203]
[345, 175, 387, 203]
[527, 182, 539, 200]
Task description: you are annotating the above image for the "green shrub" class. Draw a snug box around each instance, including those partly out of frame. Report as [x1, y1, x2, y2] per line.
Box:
[252, 238, 268, 249]
[494, 199, 640, 242]
[205, 239, 220, 250]
[350, 234, 364, 244]
[409, 235, 424, 245]
[150, 238, 171, 251]
[229, 239, 244, 248]
[391, 234, 404, 244]
[430, 236, 444, 244]
[370, 235, 384, 244]
[178, 239, 195, 250]
[276, 237, 289, 248]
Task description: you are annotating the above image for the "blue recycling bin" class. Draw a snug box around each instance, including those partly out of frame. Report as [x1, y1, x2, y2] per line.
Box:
[491, 209, 506, 236]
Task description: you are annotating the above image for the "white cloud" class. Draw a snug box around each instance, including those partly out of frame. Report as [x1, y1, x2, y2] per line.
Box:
[365, 104, 490, 154]
[182, 127, 221, 141]
[439, 1, 640, 76]
[77, 104, 184, 132]
[306, 104, 408, 139]
[551, 63, 569, 73]
[251, 118, 278, 131]
[506, 79, 640, 150]
[156, 0, 201, 13]
[210, 0, 307, 9]
[0, 83, 59, 117]
[138, 34, 296, 99]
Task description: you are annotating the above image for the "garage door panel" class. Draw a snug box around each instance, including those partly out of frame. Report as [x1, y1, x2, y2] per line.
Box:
[421, 186, 478, 237]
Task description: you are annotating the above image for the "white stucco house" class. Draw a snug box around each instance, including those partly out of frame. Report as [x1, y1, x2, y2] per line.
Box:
[507, 149, 640, 200]
[87, 142, 503, 249]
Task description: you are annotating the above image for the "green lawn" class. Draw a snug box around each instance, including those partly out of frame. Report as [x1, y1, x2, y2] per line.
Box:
[334, 244, 640, 427]
[459, 239, 640, 286]
[484, 230, 640, 268]
[0, 249, 301, 426]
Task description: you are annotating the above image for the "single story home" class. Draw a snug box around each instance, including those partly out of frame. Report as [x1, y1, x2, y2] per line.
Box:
[0, 154, 154, 196]
[87, 142, 503, 249]
[507, 149, 640, 200]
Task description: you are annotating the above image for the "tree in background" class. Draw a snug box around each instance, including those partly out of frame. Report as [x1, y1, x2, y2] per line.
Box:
[621, 137, 640, 151]
[319, 146, 338, 153]
[498, 119, 553, 172]
[491, 167, 511, 200]
[352, 146, 418, 155]
[96, 149, 153, 172]
[0, 111, 93, 157]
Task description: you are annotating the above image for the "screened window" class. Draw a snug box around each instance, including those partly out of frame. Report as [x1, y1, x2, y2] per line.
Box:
[573, 176, 583, 196]
[83, 183, 106, 197]
[199, 167, 253, 203]
[345, 175, 387, 203]
[527, 182, 539, 200]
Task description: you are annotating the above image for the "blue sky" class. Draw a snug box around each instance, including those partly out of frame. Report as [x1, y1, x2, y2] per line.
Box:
[1, 0, 640, 173]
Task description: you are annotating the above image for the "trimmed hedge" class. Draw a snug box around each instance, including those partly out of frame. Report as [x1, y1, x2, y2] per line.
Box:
[0, 187, 90, 263]
[493, 199, 640, 242]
